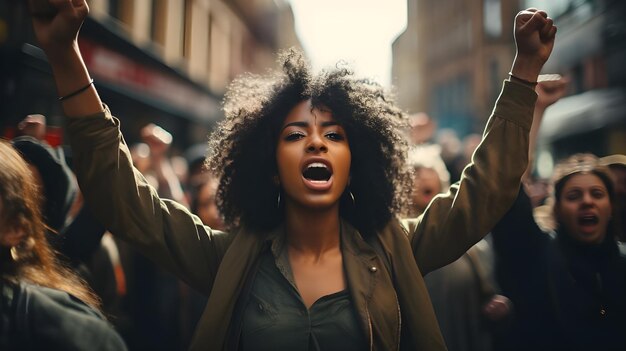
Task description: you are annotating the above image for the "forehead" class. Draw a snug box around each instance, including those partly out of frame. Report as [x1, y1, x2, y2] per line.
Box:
[562, 173, 607, 190]
[416, 167, 439, 179]
[283, 100, 334, 125]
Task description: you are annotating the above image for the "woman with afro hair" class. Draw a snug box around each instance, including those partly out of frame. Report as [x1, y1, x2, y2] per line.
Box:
[28, 0, 556, 349]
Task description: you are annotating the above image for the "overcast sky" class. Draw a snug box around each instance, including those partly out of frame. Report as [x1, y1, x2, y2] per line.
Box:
[287, 0, 408, 87]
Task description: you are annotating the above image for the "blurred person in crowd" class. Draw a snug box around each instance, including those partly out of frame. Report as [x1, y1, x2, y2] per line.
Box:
[191, 175, 225, 230]
[11, 135, 77, 233]
[600, 154, 626, 242]
[439, 132, 483, 185]
[492, 154, 626, 350]
[407, 144, 450, 217]
[524, 74, 570, 182]
[180, 172, 225, 347]
[184, 143, 209, 184]
[0, 139, 127, 350]
[524, 75, 570, 231]
[407, 146, 512, 351]
[129, 143, 152, 176]
[436, 128, 464, 183]
[18, 114, 47, 140]
[11, 123, 130, 339]
[492, 76, 626, 351]
[171, 155, 190, 190]
[29, 1, 556, 350]
[124, 123, 192, 349]
[408, 112, 437, 145]
[10, 135, 114, 292]
[140, 123, 188, 207]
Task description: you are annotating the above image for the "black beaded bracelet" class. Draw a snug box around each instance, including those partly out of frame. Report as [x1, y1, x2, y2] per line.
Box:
[58, 79, 94, 102]
[508, 72, 537, 86]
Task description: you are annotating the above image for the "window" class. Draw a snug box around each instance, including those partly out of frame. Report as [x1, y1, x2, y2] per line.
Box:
[109, 0, 133, 26]
[152, 0, 167, 46]
[109, 0, 120, 20]
[183, 0, 193, 58]
[483, 0, 502, 38]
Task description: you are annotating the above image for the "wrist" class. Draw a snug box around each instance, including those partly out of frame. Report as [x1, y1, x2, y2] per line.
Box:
[40, 40, 80, 60]
[44, 41, 81, 66]
[510, 54, 544, 83]
[508, 72, 537, 89]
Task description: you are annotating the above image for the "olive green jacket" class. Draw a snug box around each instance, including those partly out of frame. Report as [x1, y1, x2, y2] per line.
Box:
[67, 81, 536, 350]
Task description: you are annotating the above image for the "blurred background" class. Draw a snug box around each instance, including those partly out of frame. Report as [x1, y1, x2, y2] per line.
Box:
[0, 2, 624, 349]
[0, 0, 625, 172]
[393, 0, 626, 178]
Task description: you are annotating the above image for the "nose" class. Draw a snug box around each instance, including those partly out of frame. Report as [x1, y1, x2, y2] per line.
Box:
[306, 133, 327, 153]
[581, 192, 594, 205]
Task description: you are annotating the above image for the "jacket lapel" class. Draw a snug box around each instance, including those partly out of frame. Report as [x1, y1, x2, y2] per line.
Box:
[189, 226, 269, 351]
[342, 220, 401, 350]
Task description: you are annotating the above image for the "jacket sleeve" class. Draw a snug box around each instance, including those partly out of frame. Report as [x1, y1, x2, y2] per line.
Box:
[491, 187, 550, 259]
[490, 186, 551, 294]
[405, 80, 536, 275]
[66, 108, 234, 295]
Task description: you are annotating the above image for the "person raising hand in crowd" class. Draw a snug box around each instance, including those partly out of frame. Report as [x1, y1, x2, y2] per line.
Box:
[26, 1, 556, 349]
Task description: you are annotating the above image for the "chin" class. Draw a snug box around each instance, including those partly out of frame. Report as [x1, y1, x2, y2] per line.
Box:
[297, 195, 341, 210]
[573, 231, 606, 245]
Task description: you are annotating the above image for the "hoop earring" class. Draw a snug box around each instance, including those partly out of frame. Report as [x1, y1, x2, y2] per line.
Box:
[277, 192, 281, 209]
[349, 190, 355, 206]
[10, 247, 18, 261]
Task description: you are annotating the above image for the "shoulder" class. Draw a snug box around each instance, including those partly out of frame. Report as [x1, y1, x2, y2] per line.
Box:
[399, 217, 418, 236]
[20, 282, 102, 318]
[10, 282, 127, 351]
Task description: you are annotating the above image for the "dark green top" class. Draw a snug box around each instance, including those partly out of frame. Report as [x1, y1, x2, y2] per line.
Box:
[239, 238, 367, 351]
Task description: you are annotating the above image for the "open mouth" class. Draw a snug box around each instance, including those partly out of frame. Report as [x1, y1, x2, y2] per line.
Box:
[302, 162, 332, 183]
[578, 214, 599, 226]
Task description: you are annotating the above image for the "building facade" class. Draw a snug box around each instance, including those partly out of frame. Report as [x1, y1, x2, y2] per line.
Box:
[0, 0, 301, 150]
[392, 0, 625, 162]
[532, 0, 626, 168]
[392, 0, 521, 137]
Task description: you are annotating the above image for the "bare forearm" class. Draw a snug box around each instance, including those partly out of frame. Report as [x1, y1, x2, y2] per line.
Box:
[46, 42, 104, 117]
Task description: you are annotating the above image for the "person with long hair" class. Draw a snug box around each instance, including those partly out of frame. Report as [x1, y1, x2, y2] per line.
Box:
[0, 140, 126, 350]
[490, 77, 626, 350]
[492, 153, 626, 350]
[27, 0, 556, 349]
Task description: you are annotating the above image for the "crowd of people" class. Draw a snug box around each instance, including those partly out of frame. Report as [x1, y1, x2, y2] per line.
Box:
[1, 0, 624, 350]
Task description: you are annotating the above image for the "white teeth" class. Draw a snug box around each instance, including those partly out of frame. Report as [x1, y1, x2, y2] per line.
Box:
[306, 162, 328, 169]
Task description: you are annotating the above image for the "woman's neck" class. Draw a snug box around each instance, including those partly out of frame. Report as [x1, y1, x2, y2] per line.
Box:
[284, 203, 341, 256]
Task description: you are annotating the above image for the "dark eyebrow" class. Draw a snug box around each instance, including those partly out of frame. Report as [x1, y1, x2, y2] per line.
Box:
[281, 121, 308, 131]
[281, 120, 340, 131]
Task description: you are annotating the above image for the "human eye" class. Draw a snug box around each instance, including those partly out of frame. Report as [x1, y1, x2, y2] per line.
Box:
[284, 131, 305, 141]
[325, 131, 345, 141]
[591, 188, 607, 199]
[565, 190, 582, 201]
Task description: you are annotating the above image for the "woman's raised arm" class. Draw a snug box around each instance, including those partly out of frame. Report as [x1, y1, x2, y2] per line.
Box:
[28, 0, 103, 116]
[27, 0, 234, 294]
[408, 9, 557, 274]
